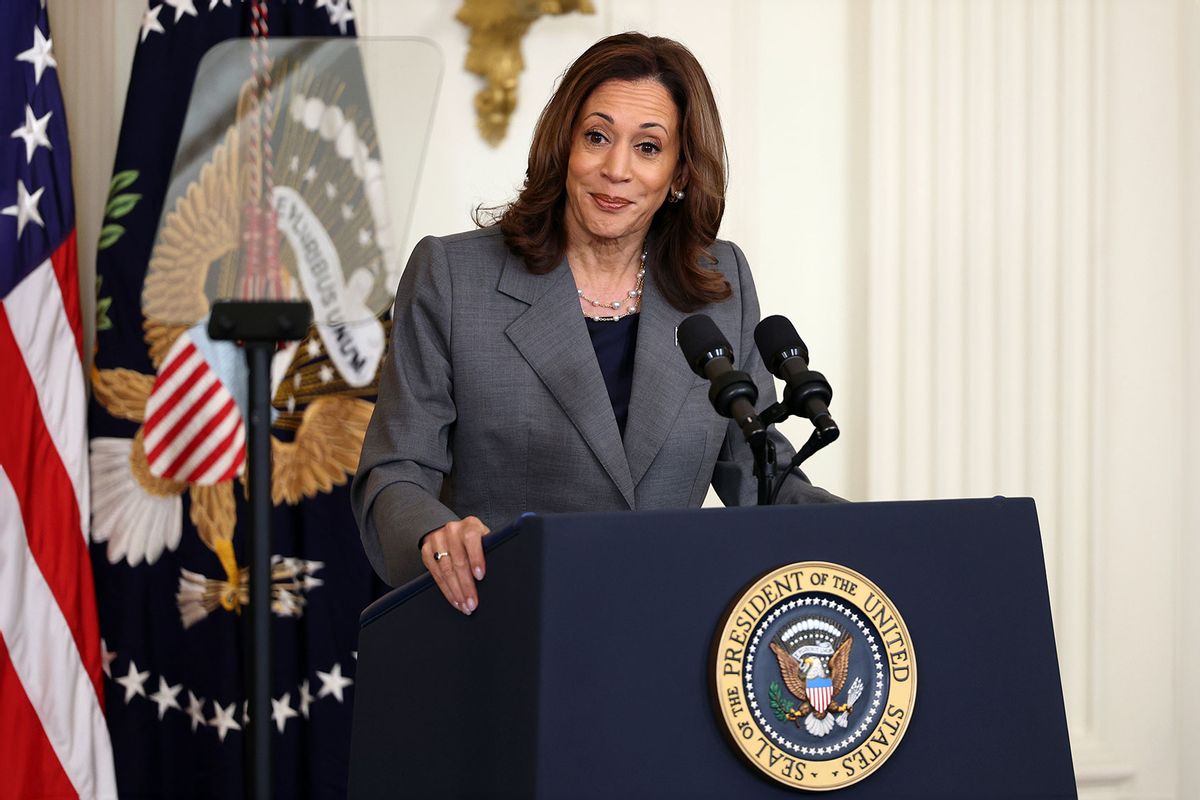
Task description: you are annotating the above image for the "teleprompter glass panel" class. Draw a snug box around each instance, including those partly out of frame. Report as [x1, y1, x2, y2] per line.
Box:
[143, 38, 441, 387]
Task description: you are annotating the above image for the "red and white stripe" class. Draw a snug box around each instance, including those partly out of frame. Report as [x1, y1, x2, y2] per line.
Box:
[142, 332, 246, 485]
[0, 241, 117, 798]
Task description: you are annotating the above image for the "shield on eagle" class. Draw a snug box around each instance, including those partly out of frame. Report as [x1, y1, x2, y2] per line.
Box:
[806, 676, 834, 714]
[141, 331, 246, 485]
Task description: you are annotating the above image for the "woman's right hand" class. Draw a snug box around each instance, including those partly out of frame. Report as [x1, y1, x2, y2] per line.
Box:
[420, 516, 490, 615]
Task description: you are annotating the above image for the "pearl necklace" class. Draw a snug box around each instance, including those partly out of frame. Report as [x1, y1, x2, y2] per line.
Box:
[577, 247, 646, 322]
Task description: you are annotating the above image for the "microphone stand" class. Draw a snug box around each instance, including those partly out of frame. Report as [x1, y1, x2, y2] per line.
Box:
[724, 411, 777, 506]
[755, 402, 787, 505]
[742, 426, 775, 506]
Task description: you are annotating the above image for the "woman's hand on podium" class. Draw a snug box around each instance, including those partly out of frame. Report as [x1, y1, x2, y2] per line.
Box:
[420, 516, 490, 615]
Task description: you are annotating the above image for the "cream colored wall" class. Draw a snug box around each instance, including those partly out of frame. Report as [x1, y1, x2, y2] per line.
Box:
[1178, 2, 1199, 797]
[52, 1, 1196, 797]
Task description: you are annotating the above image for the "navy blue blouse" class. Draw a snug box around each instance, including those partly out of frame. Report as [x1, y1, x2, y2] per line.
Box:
[585, 314, 640, 437]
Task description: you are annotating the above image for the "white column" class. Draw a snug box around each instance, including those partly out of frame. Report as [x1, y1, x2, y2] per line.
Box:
[863, 1, 1190, 795]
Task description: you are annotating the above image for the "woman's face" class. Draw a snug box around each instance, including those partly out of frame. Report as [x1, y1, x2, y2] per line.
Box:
[563, 79, 683, 250]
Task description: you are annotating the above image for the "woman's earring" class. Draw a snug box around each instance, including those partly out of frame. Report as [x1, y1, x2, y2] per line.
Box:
[668, 188, 685, 203]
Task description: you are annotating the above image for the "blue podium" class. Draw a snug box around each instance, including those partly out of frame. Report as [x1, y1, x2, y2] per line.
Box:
[349, 499, 1075, 798]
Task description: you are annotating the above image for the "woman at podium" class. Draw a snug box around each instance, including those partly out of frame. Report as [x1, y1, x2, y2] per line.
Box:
[351, 32, 839, 614]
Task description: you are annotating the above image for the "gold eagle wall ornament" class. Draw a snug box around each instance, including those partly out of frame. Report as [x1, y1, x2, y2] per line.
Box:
[456, 0, 595, 145]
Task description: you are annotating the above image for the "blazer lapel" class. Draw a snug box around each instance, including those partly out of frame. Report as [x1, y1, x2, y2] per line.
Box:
[501, 251, 636, 508]
[623, 266, 699, 488]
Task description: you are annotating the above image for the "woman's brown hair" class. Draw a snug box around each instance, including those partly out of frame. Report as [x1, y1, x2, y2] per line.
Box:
[487, 32, 731, 312]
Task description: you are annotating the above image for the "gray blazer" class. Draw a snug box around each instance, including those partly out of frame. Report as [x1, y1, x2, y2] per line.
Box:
[351, 227, 841, 586]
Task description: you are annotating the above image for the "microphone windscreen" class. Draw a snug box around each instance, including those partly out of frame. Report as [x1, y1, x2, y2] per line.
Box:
[754, 315, 810, 366]
[677, 314, 732, 376]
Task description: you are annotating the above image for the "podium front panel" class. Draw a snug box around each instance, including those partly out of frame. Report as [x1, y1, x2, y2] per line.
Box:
[351, 499, 1075, 799]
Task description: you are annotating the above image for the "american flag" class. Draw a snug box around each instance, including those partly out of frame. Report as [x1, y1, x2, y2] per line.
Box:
[0, 2, 117, 797]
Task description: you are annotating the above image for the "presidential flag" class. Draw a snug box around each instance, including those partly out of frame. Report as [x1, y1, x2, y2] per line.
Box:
[88, 2, 388, 796]
[0, 2, 118, 797]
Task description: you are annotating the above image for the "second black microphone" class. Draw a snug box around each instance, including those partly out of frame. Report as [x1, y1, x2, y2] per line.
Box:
[677, 314, 766, 445]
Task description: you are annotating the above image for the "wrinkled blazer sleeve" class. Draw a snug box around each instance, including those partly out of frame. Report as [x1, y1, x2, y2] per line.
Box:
[351, 236, 460, 586]
[710, 242, 844, 506]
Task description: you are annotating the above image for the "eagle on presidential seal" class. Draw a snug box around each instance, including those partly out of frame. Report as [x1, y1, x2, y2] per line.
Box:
[90, 63, 397, 629]
[768, 618, 865, 737]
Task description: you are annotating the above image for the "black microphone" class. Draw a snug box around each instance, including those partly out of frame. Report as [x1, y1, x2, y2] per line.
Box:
[754, 315, 839, 442]
[677, 314, 765, 444]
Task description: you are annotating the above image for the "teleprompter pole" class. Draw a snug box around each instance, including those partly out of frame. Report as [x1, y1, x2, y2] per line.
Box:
[209, 299, 311, 800]
[246, 338, 272, 800]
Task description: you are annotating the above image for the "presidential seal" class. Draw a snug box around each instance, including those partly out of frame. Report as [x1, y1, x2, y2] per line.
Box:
[713, 562, 916, 791]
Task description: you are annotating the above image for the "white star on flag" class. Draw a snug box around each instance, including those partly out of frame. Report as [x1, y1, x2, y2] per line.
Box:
[3, 179, 46, 238]
[209, 0, 232, 8]
[317, 364, 335, 384]
[298, 679, 314, 718]
[186, 691, 207, 731]
[101, 639, 117, 678]
[271, 693, 299, 733]
[140, 4, 166, 43]
[315, 663, 353, 703]
[115, 660, 151, 703]
[148, 676, 183, 719]
[301, 166, 317, 184]
[328, 0, 354, 33]
[15, 25, 56, 85]
[209, 701, 242, 742]
[11, 105, 52, 163]
[164, 0, 198, 22]
[305, 338, 321, 358]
